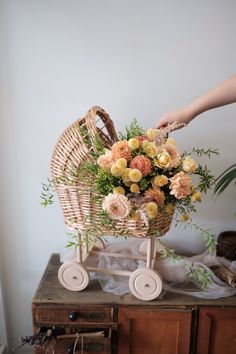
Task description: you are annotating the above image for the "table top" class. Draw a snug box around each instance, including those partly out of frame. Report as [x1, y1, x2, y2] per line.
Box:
[32, 254, 236, 307]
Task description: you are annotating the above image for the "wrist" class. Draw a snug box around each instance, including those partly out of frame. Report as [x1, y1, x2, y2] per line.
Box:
[181, 105, 197, 124]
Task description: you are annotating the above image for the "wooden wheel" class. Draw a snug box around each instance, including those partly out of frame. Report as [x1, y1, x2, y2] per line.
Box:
[129, 268, 163, 301]
[58, 262, 89, 291]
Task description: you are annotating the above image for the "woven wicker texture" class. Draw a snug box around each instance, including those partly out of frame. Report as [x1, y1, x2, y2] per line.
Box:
[51, 106, 173, 238]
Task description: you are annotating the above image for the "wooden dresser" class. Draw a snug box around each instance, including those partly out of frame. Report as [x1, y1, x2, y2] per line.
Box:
[32, 254, 236, 354]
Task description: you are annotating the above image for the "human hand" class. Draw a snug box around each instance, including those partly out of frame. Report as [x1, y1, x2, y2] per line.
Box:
[155, 108, 193, 130]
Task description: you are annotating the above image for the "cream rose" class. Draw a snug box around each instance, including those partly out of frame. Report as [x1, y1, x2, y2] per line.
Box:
[154, 149, 171, 169]
[182, 156, 197, 173]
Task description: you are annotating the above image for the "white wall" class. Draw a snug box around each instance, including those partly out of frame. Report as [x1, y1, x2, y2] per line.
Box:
[1, 0, 236, 351]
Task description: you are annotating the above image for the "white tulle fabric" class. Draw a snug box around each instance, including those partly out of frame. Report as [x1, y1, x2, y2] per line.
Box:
[62, 239, 236, 299]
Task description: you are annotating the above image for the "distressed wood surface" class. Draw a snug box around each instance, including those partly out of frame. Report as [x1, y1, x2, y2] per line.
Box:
[32, 254, 236, 307]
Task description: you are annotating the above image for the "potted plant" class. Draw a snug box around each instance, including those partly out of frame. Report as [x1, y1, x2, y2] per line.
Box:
[214, 163, 236, 195]
[214, 163, 236, 260]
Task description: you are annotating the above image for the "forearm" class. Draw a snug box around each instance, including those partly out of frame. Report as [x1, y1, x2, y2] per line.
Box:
[183, 75, 236, 121]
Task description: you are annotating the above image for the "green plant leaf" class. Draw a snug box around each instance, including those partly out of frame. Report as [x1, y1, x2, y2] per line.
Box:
[214, 163, 236, 195]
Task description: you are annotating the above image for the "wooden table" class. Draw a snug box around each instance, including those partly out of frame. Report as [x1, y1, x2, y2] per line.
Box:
[32, 254, 236, 354]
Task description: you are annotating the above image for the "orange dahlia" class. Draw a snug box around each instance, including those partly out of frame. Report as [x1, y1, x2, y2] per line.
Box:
[111, 141, 132, 161]
[144, 187, 165, 207]
[130, 155, 152, 176]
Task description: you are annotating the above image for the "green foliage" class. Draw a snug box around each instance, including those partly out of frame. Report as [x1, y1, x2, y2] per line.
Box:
[183, 147, 219, 158]
[78, 126, 93, 148]
[96, 169, 118, 195]
[214, 163, 236, 195]
[187, 263, 212, 290]
[176, 217, 217, 254]
[119, 118, 145, 140]
[160, 247, 212, 290]
[139, 178, 151, 191]
[78, 126, 105, 157]
[195, 164, 216, 193]
[40, 179, 55, 207]
[160, 248, 183, 262]
[79, 160, 99, 177]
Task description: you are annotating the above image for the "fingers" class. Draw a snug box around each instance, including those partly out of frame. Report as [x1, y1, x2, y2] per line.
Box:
[155, 112, 176, 129]
[155, 110, 189, 131]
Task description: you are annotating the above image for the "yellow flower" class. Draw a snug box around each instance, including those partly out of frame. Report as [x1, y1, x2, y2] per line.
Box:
[146, 128, 161, 140]
[129, 169, 142, 182]
[166, 137, 176, 146]
[153, 175, 168, 187]
[130, 183, 140, 193]
[145, 202, 158, 219]
[181, 213, 190, 222]
[191, 191, 202, 202]
[142, 141, 158, 158]
[154, 149, 171, 168]
[111, 164, 124, 177]
[182, 156, 197, 173]
[122, 168, 132, 179]
[116, 158, 127, 169]
[113, 186, 126, 195]
[165, 203, 175, 214]
[128, 138, 140, 149]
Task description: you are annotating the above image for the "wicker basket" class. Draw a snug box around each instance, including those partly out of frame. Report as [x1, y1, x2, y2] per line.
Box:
[51, 106, 173, 238]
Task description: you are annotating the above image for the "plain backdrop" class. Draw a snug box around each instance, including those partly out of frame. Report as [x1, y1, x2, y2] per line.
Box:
[0, 0, 236, 352]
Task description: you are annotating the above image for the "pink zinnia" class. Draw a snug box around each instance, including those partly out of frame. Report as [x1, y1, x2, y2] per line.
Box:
[169, 172, 192, 199]
[102, 193, 131, 220]
[130, 155, 152, 177]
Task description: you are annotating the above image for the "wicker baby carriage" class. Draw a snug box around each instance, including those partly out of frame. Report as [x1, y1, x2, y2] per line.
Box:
[51, 106, 174, 300]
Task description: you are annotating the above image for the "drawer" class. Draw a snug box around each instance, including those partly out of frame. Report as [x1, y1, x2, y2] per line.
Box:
[36, 337, 111, 354]
[34, 306, 114, 325]
[34, 327, 114, 354]
[58, 337, 111, 354]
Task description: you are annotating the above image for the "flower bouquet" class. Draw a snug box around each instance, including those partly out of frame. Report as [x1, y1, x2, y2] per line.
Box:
[45, 106, 217, 242]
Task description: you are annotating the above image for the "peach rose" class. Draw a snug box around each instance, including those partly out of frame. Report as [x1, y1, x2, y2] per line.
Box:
[97, 149, 114, 170]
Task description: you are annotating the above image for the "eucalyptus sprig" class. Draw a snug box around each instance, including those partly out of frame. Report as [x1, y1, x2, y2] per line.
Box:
[183, 147, 219, 158]
[195, 164, 216, 193]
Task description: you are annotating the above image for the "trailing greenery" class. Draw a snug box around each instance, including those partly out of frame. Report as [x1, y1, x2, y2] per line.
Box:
[40, 178, 55, 207]
[175, 217, 217, 254]
[160, 248, 212, 290]
[184, 147, 219, 158]
[160, 248, 183, 262]
[187, 263, 212, 290]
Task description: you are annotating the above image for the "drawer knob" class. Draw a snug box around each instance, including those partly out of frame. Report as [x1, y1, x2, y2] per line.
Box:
[69, 311, 79, 321]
